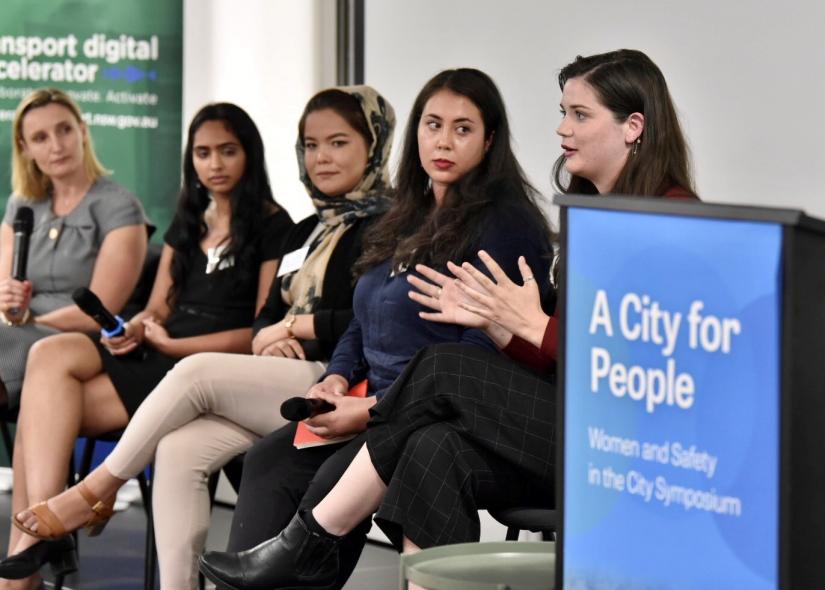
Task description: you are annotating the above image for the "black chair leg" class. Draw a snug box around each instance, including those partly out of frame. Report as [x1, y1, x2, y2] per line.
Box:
[144, 507, 156, 590]
[505, 526, 519, 541]
[137, 470, 157, 590]
[136, 472, 151, 506]
[0, 420, 14, 460]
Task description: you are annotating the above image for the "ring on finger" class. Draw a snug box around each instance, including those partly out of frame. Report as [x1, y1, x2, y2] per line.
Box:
[524, 275, 535, 283]
[436, 287, 443, 299]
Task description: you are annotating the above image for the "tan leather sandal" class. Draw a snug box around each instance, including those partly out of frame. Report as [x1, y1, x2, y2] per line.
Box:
[13, 481, 115, 541]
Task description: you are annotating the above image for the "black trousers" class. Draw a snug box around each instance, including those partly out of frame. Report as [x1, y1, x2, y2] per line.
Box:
[367, 343, 555, 550]
[227, 342, 555, 581]
[226, 422, 370, 590]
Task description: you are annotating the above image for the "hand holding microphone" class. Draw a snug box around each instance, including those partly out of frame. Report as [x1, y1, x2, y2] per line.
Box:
[72, 287, 125, 335]
[71, 287, 142, 355]
[280, 397, 336, 421]
[281, 375, 374, 439]
[280, 375, 346, 421]
[0, 279, 31, 322]
[1, 207, 34, 325]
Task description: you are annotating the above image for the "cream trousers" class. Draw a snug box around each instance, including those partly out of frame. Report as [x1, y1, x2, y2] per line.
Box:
[103, 352, 326, 590]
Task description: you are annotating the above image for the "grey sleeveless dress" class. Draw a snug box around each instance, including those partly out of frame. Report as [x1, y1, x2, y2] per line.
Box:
[0, 178, 148, 406]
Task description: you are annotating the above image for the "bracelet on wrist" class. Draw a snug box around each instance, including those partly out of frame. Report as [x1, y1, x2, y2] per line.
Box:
[0, 308, 31, 326]
[284, 313, 297, 339]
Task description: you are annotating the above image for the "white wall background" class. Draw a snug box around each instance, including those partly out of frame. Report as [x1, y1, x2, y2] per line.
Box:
[365, 0, 825, 221]
[183, 0, 337, 222]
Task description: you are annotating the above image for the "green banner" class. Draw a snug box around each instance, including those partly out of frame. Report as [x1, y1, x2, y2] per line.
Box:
[0, 0, 183, 237]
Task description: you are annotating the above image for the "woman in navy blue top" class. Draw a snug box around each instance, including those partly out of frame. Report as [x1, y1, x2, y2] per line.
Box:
[321, 198, 549, 400]
[199, 68, 554, 590]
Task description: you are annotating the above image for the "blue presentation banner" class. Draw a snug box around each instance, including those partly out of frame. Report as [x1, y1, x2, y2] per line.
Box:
[563, 207, 781, 589]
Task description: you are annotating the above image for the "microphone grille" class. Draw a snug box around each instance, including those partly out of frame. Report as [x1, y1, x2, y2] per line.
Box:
[280, 397, 311, 421]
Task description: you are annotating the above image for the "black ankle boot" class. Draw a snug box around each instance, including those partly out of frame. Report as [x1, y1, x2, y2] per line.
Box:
[0, 536, 78, 579]
[198, 513, 340, 590]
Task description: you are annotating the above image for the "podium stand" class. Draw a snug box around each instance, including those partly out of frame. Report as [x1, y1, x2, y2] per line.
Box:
[554, 195, 825, 589]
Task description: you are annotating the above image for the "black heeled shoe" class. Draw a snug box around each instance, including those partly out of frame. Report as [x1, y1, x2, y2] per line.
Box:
[198, 513, 340, 590]
[0, 536, 78, 580]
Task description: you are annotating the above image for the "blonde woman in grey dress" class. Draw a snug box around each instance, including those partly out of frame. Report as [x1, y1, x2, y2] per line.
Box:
[0, 88, 148, 408]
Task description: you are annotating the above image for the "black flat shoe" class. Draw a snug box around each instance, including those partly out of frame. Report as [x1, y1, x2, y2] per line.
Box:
[199, 513, 340, 590]
[0, 536, 78, 580]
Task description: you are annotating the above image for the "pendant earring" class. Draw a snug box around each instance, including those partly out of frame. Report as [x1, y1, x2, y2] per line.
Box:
[632, 138, 641, 156]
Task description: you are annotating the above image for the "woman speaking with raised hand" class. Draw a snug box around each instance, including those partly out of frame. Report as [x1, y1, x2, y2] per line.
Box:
[199, 48, 699, 590]
[199, 66, 555, 590]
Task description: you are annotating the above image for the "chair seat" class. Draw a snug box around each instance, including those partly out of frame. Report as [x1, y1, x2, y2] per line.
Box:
[489, 507, 556, 542]
[489, 507, 556, 534]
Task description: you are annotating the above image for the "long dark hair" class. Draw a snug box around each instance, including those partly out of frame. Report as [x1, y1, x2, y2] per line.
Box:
[355, 68, 549, 275]
[553, 49, 696, 197]
[168, 103, 281, 305]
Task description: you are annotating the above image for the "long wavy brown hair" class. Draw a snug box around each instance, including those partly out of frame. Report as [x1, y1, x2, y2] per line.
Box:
[553, 49, 696, 197]
[354, 68, 550, 276]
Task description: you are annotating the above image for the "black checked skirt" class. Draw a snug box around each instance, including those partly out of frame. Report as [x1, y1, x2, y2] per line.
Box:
[366, 342, 556, 550]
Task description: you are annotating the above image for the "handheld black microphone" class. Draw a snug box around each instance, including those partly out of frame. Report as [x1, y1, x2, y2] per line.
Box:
[12, 207, 34, 281]
[71, 287, 126, 337]
[280, 397, 336, 421]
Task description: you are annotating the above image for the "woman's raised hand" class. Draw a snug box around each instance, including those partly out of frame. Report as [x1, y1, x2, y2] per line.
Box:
[454, 250, 549, 345]
[407, 263, 490, 329]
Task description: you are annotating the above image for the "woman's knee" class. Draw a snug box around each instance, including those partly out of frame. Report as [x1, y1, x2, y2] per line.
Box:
[404, 423, 462, 459]
[156, 353, 230, 410]
[164, 352, 224, 385]
[242, 435, 270, 469]
[22, 335, 102, 394]
[244, 426, 293, 469]
[27, 333, 94, 372]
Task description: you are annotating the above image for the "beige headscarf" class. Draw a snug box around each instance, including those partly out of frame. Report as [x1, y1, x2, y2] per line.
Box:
[281, 85, 395, 313]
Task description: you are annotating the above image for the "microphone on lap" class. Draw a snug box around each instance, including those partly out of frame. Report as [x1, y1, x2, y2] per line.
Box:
[71, 287, 126, 338]
[12, 207, 34, 281]
[280, 397, 336, 421]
